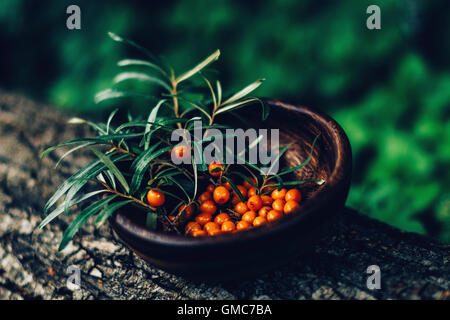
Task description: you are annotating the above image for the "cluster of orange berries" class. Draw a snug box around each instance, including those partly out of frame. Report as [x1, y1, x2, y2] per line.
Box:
[145, 161, 302, 237]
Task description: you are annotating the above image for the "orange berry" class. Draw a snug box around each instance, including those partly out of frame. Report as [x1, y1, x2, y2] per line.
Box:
[199, 200, 217, 215]
[178, 204, 194, 219]
[233, 185, 247, 199]
[198, 191, 212, 203]
[146, 189, 165, 207]
[284, 200, 300, 214]
[261, 195, 273, 206]
[243, 177, 257, 189]
[271, 188, 287, 200]
[172, 145, 189, 160]
[204, 221, 220, 233]
[214, 213, 231, 225]
[221, 221, 236, 232]
[208, 229, 223, 236]
[247, 187, 258, 197]
[285, 189, 302, 202]
[206, 184, 215, 193]
[213, 186, 230, 204]
[234, 202, 248, 215]
[192, 230, 207, 237]
[195, 212, 213, 225]
[253, 216, 267, 227]
[185, 222, 201, 234]
[267, 210, 283, 222]
[272, 199, 286, 212]
[242, 211, 257, 224]
[208, 161, 224, 177]
[258, 206, 272, 218]
[247, 195, 263, 211]
[236, 220, 252, 231]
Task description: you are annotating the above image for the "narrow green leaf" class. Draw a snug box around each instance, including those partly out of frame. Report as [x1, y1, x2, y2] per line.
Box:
[95, 88, 157, 104]
[54, 142, 97, 168]
[145, 99, 168, 150]
[117, 59, 166, 76]
[58, 195, 117, 251]
[130, 144, 172, 194]
[221, 79, 265, 105]
[39, 190, 107, 229]
[113, 72, 171, 91]
[145, 211, 157, 230]
[106, 108, 119, 134]
[95, 200, 133, 227]
[176, 49, 220, 83]
[230, 171, 258, 188]
[216, 98, 263, 116]
[90, 148, 130, 194]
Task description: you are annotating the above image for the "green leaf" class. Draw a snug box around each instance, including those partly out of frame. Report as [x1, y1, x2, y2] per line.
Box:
[90, 148, 130, 194]
[221, 79, 265, 105]
[145, 211, 157, 230]
[130, 144, 172, 194]
[264, 143, 293, 176]
[54, 142, 97, 168]
[117, 59, 167, 76]
[222, 176, 245, 202]
[277, 134, 320, 176]
[144, 99, 168, 150]
[106, 108, 119, 134]
[230, 171, 258, 188]
[192, 155, 198, 199]
[176, 49, 220, 84]
[39, 190, 107, 229]
[95, 88, 157, 104]
[43, 159, 102, 213]
[94, 200, 133, 227]
[113, 72, 171, 91]
[58, 195, 117, 251]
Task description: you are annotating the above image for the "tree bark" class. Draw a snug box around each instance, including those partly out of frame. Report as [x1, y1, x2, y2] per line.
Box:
[0, 92, 448, 300]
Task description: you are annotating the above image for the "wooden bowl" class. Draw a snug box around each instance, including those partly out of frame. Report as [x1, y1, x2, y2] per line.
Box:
[109, 99, 352, 281]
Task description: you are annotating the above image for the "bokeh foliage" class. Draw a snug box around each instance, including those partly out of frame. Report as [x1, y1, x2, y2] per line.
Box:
[0, 0, 449, 241]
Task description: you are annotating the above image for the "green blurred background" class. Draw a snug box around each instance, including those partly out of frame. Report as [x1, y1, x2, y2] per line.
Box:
[1, 0, 449, 242]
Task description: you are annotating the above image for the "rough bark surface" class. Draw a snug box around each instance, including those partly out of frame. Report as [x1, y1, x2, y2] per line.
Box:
[0, 92, 449, 300]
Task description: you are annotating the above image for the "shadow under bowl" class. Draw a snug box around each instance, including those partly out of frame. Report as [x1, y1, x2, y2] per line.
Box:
[109, 98, 352, 281]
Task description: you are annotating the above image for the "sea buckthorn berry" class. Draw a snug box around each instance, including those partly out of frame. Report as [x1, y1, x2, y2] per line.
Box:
[261, 195, 273, 206]
[253, 216, 267, 227]
[192, 230, 207, 237]
[233, 185, 247, 199]
[214, 212, 231, 225]
[285, 189, 302, 202]
[221, 221, 236, 232]
[208, 161, 224, 177]
[234, 202, 248, 215]
[195, 212, 213, 225]
[271, 188, 287, 200]
[147, 189, 165, 207]
[247, 187, 258, 197]
[213, 186, 230, 204]
[185, 222, 201, 234]
[272, 199, 286, 212]
[242, 211, 257, 223]
[258, 206, 272, 218]
[172, 145, 189, 160]
[208, 229, 223, 236]
[243, 177, 257, 189]
[267, 210, 283, 222]
[206, 184, 215, 193]
[179, 204, 194, 219]
[284, 200, 300, 215]
[200, 200, 217, 215]
[204, 222, 220, 233]
[198, 191, 212, 203]
[247, 195, 263, 211]
[236, 220, 252, 231]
